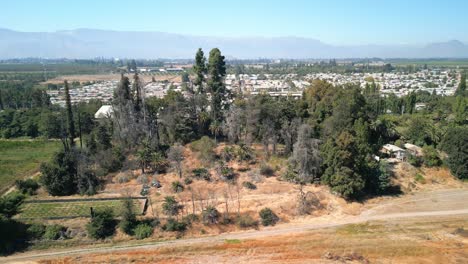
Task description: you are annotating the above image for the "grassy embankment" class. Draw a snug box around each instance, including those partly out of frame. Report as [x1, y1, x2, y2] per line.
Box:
[0, 139, 61, 194]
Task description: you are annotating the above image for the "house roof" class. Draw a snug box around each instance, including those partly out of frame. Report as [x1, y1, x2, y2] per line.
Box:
[94, 105, 113, 119]
[382, 144, 405, 152]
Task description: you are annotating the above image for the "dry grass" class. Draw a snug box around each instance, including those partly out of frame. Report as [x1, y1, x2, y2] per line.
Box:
[39, 216, 468, 264]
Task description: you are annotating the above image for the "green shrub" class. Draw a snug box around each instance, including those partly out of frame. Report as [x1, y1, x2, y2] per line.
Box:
[259, 208, 279, 226]
[394, 139, 404, 148]
[414, 173, 426, 184]
[0, 191, 25, 218]
[259, 163, 274, 177]
[86, 208, 116, 239]
[119, 199, 137, 235]
[192, 168, 211, 181]
[134, 223, 153, 239]
[162, 218, 187, 232]
[281, 166, 299, 183]
[182, 214, 199, 225]
[217, 165, 235, 181]
[440, 126, 468, 180]
[235, 144, 254, 162]
[43, 224, 67, 240]
[202, 206, 220, 225]
[184, 177, 193, 185]
[221, 146, 235, 162]
[242, 181, 257, 190]
[236, 214, 258, 229]
[407, 154, 422, 167]
[171, 181, 185, 193]
[422, 146, 441, 167]
[15, 179, 40, 195]
[27, 223, 46, 240]
[190, 136, 216, 163]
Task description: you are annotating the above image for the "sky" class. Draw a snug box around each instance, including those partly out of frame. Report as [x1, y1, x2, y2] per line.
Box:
[1, 0, 467, 45]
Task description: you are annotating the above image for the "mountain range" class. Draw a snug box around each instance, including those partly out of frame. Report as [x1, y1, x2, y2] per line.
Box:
[1, 28, 467, 59]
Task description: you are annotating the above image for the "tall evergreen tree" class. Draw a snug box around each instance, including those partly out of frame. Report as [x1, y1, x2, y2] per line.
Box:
[193, 48, 207, 94]
[455, 73, 466, 96]
[64, 80, 75, 147]
[207, 48, 227, 122]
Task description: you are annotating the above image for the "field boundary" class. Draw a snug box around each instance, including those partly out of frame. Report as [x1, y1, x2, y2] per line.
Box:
[18, 197, 148, 220]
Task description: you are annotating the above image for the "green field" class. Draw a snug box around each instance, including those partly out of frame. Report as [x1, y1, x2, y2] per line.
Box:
[0, 140, 61, 193]
[390, 59, 468, 67]
[17, 199, 145, 219]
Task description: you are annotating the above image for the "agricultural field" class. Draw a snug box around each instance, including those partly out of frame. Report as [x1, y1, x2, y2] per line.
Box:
[17, 198, 146, 219]
[0, 140, 61, 193]
[0, 63, 115, 75]
[390, 58, 468, 67]
[43, 71, 181, 84]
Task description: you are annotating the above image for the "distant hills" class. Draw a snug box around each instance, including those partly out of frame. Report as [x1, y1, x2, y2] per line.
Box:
[0, 28, 467, 59]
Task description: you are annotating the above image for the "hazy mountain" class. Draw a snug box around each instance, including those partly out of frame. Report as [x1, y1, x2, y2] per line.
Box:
[0, 28, 467, 59]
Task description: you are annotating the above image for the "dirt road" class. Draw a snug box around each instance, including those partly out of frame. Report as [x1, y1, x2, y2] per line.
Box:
[3, 188, 468, 263]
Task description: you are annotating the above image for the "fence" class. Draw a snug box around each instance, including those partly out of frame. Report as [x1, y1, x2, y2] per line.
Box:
[17, 197, 148, 220]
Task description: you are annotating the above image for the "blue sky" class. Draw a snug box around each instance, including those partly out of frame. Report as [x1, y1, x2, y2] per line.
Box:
[1, 0, 467, 45]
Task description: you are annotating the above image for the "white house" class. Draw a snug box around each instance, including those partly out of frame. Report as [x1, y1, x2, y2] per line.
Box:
[381, 144, 407, 161]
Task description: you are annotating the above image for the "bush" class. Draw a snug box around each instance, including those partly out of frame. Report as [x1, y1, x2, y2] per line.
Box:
[119, 199, 137, 235]
[171, 181, 185, 193]
[235, 144, 254, 162]
[184, 177, 193, 185]
[422, 146, 441, 167]
[221, 146, 235, 162]
[27, 223, 46, 240]
[414, 173, 426, 184]
[407, 154, 422, 167]
[15, 179, 40, 195]
[162, 218, 187, 232]
[242, 181, 257, 190]
[202, 206, 220, 225]
[281, 166, 299, 183]
[440, 126, 468, 179]
[394, 139, 404, 148]
[217, 165, 236, 182]
[115, 173, 130, 184]
[192, 168, 211, 181]
[0, 191, 25, 218]
[182, 214, 199, 226]
[86, 208, 116, 239]
[137, 174, 149, 184]
[259, 163, 275, 177]
[134, 223, 153, 239]
[190, 136, 216, 163]
[247, 169, 264, 183]
[259, 208, 279, 226]
[236, 214, 258, 229]
[162, 196, 183, 217]
[43, 224, 67, 240]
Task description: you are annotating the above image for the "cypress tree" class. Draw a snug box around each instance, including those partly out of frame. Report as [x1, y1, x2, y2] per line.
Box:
[64, 81, 75, 147]
[193, 48, 207, 94]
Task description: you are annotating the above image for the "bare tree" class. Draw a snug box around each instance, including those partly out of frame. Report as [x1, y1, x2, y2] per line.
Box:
[280, 118, 301, 155]
[168, 143, 185, 178]
[235, 181, 241, 216]
[224, 105, 244, 143]
[290, 124, 322, 184]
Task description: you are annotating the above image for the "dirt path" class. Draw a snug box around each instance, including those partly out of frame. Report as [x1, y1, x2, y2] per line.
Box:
[3, 188, 468, 263]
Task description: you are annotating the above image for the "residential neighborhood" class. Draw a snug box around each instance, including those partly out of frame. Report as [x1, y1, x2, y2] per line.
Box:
[47, 68, 461, 105]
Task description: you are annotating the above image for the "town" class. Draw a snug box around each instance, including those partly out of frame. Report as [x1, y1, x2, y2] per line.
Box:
[47, 67, 461, 105]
